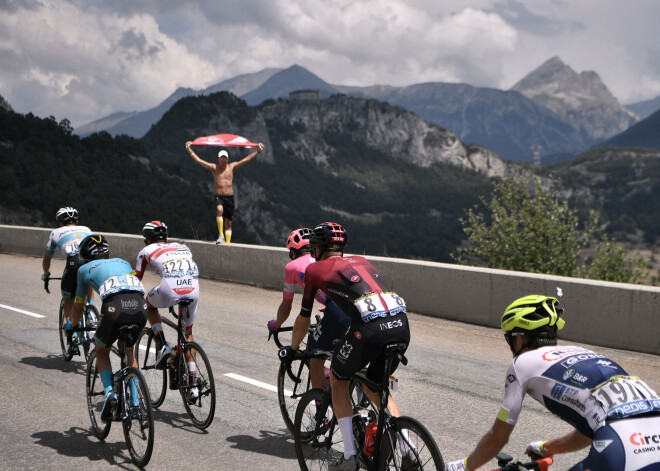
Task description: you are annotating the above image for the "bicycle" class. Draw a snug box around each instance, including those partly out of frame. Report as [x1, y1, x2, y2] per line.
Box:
[85, 324, 155, 468]
[44, 275, 99, 362]
[269, 316, 324, 434]
[294, 342, 445, 470]
[486, 453, 553, 471]
[134, 298, 216, 429]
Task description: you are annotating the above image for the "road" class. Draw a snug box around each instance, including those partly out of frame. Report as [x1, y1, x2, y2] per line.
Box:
[0, 252, 658, 470]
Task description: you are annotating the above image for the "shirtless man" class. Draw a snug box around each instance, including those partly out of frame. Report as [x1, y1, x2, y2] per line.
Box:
[186, 141, 264, 244]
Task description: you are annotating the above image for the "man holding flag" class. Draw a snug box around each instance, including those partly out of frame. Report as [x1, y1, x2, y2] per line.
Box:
[186, 139, 264, 244]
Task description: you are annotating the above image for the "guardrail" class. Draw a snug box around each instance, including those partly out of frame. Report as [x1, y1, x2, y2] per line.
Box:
[2, 224, 658, 355]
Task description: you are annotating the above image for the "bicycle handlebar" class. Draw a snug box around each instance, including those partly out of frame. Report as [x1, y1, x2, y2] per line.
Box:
[487, 454, 553, 471]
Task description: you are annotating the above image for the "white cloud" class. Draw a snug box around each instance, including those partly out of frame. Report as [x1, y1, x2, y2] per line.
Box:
[1, 0, 659, 125]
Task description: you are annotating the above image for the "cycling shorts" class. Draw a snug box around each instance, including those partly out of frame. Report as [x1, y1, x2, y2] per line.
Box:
[307, 302, 351, 352]
[330, 311, 410, 383]
[213, 194, 235, 220]
[61, 253, 85, 299]
[567, 414, 660, 471]
[146, 277, 199, 330]
[95, 292, 147, 348]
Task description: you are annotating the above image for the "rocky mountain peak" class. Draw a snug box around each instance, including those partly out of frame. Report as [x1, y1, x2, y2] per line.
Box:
[511, 56, 637, 141]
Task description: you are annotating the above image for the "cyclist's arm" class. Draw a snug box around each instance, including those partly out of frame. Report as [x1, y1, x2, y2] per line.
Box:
[274, 297, 293, 330]
[186, 141, 216, 171]
[541, 428, 591, 456]
[231, 143, 263, 169]
[290, 312, 311, 351]
[465, 418, 514, 471]
[42, 252, 53, 277]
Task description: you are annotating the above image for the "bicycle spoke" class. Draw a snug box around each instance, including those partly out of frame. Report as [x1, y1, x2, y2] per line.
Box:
[378, 417, 444, 471]
[85, 350, 111, 440]
[278, 357, 311, 434]
[295, 388, 343, 471]
[134, 328, 167, 408]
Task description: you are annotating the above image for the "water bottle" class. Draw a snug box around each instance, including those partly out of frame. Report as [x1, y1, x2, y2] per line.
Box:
[168, 350, 179, 390]
[324, 366, 331, 389]
[363, 421, 378, 457]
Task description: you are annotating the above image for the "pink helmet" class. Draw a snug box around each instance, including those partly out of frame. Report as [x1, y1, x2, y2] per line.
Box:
[286, 228, 312, 251]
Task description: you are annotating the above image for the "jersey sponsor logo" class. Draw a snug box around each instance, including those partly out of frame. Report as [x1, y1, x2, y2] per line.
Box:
[336, 341, 353, 363]
[631, 432, 660, 446]
[351, 275, 360, 282]
[562, 369, 588, 383]
[121, 298, 140, 309]
[379, 319, 403, 330]
[354, 331, 362, 340]
[312, 323, 322, 341]
[593, 439, 613, 453]
[559, 353, 607, 368]
[173, 287, 195, 295]
[328, 288, 349, 298]
[596, 360, 618, 369]
[507, 374, 517, 384]
[551, 383, 584, 411]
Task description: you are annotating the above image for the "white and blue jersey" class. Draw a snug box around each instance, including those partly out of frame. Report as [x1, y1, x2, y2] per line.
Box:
[45, 225, 92, 256]
[499, 345, 660, 470]
[76, 258, 144, 301]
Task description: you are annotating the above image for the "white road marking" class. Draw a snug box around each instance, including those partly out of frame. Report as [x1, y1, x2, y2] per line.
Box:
[0, 303, 46, 319]
[224, 372, 292, 395]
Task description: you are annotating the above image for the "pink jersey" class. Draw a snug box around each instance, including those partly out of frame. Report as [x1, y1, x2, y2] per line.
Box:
[282, 253, 326, 304]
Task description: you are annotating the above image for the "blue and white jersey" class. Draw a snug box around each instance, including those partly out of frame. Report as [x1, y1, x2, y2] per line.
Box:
[76, 258, 144, 301]
[497, 345, 660, 438]
[45, 225, 92, 256]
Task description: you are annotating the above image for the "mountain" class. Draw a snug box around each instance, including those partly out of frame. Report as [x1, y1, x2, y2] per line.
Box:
[352, 82, 587, 162]
[541, 145, 660, 245]
[241, 65, 340, 106]
[0, 94, 12, 112]
[511, 56, 638, 144]
[626, 95, 660, 119]
[602, 108, 660, 150]
[0, 106, 228, 241]
[141, 91, 506, 260]
[74, 68, 282, 138]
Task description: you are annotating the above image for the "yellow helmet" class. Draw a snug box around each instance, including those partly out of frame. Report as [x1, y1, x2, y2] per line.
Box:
[501, 295, 565, 333]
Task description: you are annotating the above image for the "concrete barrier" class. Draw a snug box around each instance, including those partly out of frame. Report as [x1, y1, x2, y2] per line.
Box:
[2, 224, 658, 355]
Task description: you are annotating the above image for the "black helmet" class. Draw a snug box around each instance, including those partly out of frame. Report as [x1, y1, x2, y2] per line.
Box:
[78, 234, 109, 261]
[56, 207, 78, 224]
[142, 221, 168, 243]
[310, 222, 347, 251]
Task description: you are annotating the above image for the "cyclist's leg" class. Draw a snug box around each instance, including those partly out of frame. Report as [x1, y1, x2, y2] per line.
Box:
[330, 324, 367, 460]
[145, 283, 170, 346]
[181, 281, 199, 344]
[60, 253, 81, 322]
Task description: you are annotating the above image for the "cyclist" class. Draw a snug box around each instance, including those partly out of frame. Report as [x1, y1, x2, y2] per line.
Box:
[41, 207, 93, 329]
[290, 222, 410, 471]
[446, 295, 660, 471]
[67, 235, 147, 422]
[135, 221, 200, 399]
[269, 227, 350, 392]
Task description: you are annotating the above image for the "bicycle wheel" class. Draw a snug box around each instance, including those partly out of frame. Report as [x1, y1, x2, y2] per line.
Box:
[121, 367, 155, 468]
[278, 356, 311, 434]
[378, 416, 444, 471]
[85, 349, 111, 439]
[58, 299, 74, 361]
[180, 342, 216, 429]
[134, 328, 167, 408]
[294, 388, 343, 471]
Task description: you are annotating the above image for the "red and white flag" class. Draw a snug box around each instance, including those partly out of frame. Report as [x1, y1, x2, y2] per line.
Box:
[190, 133, 259, 148]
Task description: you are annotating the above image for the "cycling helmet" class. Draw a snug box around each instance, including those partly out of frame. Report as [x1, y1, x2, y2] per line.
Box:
[78, 234, 109, 261]
[56, 207, 78, 224]
[142, 220, 168, 243]
[501, 295, 565, 333]
[310, 222, 347, 250]
[286, 228, 312, 251]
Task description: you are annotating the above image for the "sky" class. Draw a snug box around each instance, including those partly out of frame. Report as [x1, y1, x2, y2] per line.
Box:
[2, 0, 660, 127]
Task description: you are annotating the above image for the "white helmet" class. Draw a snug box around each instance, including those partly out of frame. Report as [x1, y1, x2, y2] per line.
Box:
[56, 207, 78, 224]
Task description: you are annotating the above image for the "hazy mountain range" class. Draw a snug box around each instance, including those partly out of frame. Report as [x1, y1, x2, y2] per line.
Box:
[74, 57, 659, 164]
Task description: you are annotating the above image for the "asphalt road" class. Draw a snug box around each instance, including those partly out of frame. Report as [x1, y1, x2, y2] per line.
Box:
[0, 252, 658, 470]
